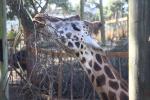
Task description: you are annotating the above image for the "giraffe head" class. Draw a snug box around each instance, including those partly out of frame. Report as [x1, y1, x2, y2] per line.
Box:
[33, 13, 103, 52]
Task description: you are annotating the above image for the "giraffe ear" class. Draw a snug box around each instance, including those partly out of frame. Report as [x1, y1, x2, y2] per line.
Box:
[84, 21, 102, 42]
[91, 21, 103, 42]
[92, 21, 103, 36]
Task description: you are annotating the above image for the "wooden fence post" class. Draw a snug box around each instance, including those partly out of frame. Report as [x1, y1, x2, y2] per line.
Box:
[129, 0, 150, 100]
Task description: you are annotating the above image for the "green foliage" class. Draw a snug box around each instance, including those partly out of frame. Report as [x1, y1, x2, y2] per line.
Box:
[7, 29, 16, 39]
[104, 0, 128, 19]
[103, 7, 112, 19]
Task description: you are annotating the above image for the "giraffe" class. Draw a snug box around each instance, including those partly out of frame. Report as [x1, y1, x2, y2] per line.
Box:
[33, 14, 128, 100]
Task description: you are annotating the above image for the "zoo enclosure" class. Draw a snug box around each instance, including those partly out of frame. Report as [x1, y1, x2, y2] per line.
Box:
[7, 16, 128, 99]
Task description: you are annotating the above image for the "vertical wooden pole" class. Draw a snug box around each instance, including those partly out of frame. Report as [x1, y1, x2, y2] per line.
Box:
[58, 58, 63, 100]
[99, 0, 105, 44]
[129, 0, 150, 100]
[80, 0, 84, 20]
[0, 0, 9, 99]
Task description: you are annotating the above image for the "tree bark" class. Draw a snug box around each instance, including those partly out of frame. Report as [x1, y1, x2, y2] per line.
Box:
[0, 0, 9, 99]
[129, 0, 150, 100]
[7, 0, 34, 36]
[80, 0, 84, 20]
[99, 0, 105, 44]
[7, 0, 36, 76]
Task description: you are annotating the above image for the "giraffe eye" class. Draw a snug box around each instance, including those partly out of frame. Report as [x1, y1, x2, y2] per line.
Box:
[71, 23, 81, 31]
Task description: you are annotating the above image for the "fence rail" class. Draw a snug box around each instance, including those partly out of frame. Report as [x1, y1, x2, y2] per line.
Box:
[105, 17, 128, 41]
[31, 47, 128, 58]
[107, 51, 128, 58]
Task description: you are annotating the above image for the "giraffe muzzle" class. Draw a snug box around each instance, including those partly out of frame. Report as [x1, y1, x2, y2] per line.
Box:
[84, 35, 102, 49]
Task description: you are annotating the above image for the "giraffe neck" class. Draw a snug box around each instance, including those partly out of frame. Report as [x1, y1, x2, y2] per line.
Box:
[75, 46, 128, 100]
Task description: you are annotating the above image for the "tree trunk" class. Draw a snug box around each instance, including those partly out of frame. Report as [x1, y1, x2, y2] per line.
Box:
[80, 0, 84, 20]
[7, 0, 34, 36]
[7, 0, 36, 76]
[99, 0, 105, 44]
[129, 0, 150, 100]
[0, 0, 9, 99]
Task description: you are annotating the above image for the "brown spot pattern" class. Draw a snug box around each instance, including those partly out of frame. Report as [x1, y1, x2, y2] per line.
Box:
[96, 74, 106, 87]
[109, 80, 119, 90]
[75, 42, 80, 48]
[75, 52, 80, 57]
[108, 91, 117, 100]
[61, 36, 66, 43]
[102, 56, 107, 63]
[91, 74, 95, 82]
[80, 44, 84, 49]
[104, 65, 115, 79]
[120, 92, 128, 100]
[95, 54, 102, 64]
[93, 62, 101, 71]
[73, 35, 79, 40]
[81, 57, 86, 64]
[88, 60, 92, 67]
[86, 68, 91, 75]
[120, 82, 128, 92]
[91, 51, 93, 55]
[66, 32, 72, 38]
[68, 42, 73, 47]
[85, 51, 88, 54]
[101, 92, 108, 100]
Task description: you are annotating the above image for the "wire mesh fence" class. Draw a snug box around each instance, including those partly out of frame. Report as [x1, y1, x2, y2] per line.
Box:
[8, 29, 100, 100]
[7, 14, 128, 100]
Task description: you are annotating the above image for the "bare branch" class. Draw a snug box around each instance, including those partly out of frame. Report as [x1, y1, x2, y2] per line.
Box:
[40, 0, 48, 13]
[30, 0, 38, 14]
[34, 0, 43, 10]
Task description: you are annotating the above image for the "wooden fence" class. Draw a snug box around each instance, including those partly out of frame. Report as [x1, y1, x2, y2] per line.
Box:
[30, 46, 128, 58]
[8, 38, 128, 59]
[105, 17, 128, 41]
[107, 51, 128, 58]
